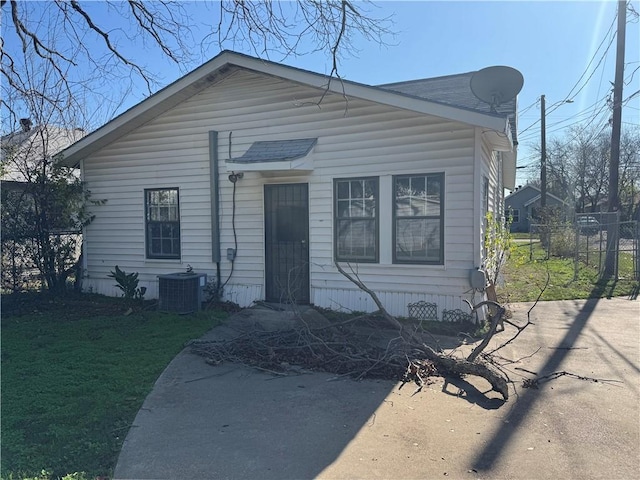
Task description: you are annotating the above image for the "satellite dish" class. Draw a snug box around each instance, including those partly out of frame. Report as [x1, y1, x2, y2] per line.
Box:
[470, 66, 524, 111]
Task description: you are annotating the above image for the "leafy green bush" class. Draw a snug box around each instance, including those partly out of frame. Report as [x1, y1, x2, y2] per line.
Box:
[484, 212, 526, 285]
[108, 265, 146, 300]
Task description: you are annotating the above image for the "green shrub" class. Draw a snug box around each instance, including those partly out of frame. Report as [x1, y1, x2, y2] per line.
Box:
[549, 225, 575, 258]
[108, 265, 146, 300]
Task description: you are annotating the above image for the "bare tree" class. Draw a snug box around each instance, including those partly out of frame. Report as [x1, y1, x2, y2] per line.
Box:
[619, 128, 640, 220]
[1, 0, 393, 129]
[538, 124, 640, 219]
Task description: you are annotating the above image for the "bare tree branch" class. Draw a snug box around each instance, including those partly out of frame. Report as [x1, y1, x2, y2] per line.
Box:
[2, 0, 393, 133]
[334, 261, 406, 333]
[69, 1, 152, 92]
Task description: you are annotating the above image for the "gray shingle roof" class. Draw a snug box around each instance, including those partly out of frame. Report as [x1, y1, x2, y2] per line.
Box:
[378, 72, 518, 144]
[231, 138, 317, 164]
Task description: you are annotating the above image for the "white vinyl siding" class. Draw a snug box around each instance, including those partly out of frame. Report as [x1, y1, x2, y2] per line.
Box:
[81, 68, 486, 316]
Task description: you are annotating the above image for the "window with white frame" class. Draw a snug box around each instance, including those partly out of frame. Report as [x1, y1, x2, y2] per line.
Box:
[334, 177, 378, 262]
[393, 173, 444, 264]
[145, 188, 180, 259]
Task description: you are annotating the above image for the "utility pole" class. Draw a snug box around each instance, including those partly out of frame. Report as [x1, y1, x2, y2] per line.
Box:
[540, 94, 547, 211]
[604, 0, 626, 277]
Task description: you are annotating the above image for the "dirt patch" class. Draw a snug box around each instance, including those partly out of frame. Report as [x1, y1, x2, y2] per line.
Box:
[1, 292, 131, 320]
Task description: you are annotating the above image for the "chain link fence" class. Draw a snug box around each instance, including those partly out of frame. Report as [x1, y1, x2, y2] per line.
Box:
[530, 212, 639, 281]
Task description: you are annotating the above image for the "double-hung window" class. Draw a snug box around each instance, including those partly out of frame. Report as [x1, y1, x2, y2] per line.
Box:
[393, 173, 444, 264]
[145, 188, 180, 259]
[334, 177, 378, 262]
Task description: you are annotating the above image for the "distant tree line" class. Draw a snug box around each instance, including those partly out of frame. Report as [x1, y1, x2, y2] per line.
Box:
[526, 124, 640, 222]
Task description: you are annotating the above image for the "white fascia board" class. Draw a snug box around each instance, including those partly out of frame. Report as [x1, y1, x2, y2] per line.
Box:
[60, 51, 511, 166]
[502, 149, 517, 191]
[480, 122, 513, 152]
[523, 195, 542, 207]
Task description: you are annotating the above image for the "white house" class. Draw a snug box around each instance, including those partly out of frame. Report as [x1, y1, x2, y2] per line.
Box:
[60, 51, 519, 318]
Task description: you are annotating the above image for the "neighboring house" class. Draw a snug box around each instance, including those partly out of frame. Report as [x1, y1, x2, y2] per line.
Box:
[59, 50, 519, 318]
[1, 122, 86, 291]
[505, 184, 566, 232]
[1, 121, 85, 182]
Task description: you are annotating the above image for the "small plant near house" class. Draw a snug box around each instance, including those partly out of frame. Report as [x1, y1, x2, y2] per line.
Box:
[202, 278, 241, 313]
[108, 265, 146, 301]
[203, 278, 222, 305]
[483, 212, 525, 285]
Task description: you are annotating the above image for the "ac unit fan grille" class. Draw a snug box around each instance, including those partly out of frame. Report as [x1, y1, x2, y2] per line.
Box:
[158, 274, 205, 314]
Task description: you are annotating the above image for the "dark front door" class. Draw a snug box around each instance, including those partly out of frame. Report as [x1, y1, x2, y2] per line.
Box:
[264, 183, 310, 304]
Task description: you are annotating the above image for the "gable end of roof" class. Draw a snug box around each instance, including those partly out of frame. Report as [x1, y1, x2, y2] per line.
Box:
[60, 51, 517, 167]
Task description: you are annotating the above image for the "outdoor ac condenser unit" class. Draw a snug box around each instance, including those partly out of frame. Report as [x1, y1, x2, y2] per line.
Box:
[158, 272, 207, 314]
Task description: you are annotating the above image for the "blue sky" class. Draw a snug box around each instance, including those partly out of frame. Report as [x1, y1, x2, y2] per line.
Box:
[4, 1, 639, 187]
[346, 1, 640, 186]
[261, 0, 639, 187]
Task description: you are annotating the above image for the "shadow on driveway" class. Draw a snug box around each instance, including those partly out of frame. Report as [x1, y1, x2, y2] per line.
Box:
[471, 297, 601, 471]
[115, 299, 639, 479]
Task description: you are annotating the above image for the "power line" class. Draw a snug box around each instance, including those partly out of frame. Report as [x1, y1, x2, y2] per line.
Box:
[518, 9, 618, 137]
[519, 94, 611, 142]
[518, 99, 539, 117]
[555, 15, 617, 106]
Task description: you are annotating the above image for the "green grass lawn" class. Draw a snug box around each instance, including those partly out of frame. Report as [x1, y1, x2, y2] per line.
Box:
[2, 242, 638, 479]
[498, 241, 639, 302]
[1, 293, 227, 479]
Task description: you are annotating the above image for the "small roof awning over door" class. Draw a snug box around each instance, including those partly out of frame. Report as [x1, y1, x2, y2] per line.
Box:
[226, 138, 317, 174]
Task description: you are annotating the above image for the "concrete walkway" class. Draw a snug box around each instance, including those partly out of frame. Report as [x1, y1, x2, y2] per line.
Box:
[114, 298, 640, 479]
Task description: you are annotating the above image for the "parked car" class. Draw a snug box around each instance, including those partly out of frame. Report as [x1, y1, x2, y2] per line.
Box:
[577, 215, 599, 235]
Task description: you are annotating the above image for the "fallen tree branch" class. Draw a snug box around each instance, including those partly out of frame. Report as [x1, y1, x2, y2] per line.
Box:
[464, 300, 505, 363]
[417, 345, 509, 400]
[334, 262, 407, 335]
[189, 318, 411, 381]
[335, 261, 510, 400]
[485, 270, 549, 356]
[522, 371, 624, 389]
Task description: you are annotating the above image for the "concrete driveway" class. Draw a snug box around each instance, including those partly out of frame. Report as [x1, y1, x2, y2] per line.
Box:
[114, 298, 639, 479]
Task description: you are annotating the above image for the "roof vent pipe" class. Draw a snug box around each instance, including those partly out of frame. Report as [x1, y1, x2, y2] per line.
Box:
[19, 118, 32, 132]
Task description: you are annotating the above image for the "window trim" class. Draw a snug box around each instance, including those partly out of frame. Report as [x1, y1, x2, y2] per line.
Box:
[482, 175, 490, 215]
[508, 207, 520, 223]
[333, 176, 379, 263]
[392, 172, 444, 265]
[144, 187, 181, 260]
